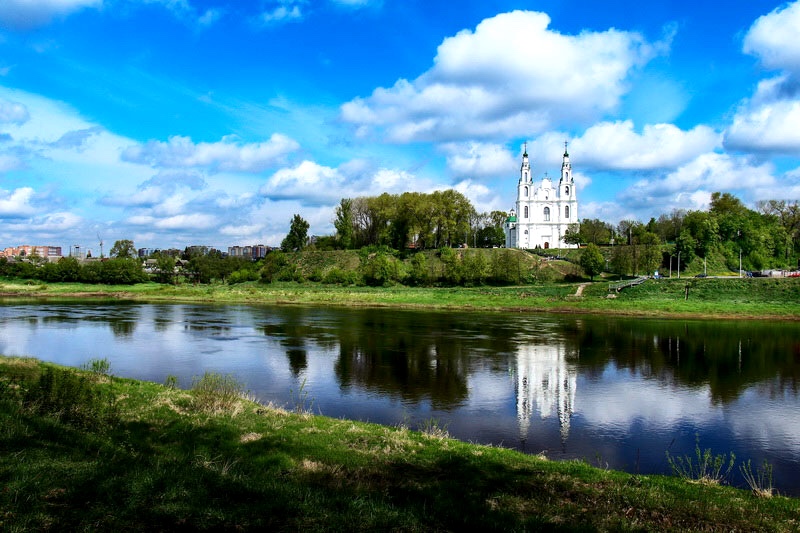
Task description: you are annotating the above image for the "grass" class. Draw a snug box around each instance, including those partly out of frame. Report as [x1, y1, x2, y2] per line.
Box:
[665, 435, 736, 486]
[1, 356, 799, 531]
[2, 276, 799, 320]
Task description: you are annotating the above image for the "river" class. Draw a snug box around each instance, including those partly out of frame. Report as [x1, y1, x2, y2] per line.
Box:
[1, 301, 798, 495]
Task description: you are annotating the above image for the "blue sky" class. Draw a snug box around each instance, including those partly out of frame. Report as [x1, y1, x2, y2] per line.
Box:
[1, 0, 799, 252]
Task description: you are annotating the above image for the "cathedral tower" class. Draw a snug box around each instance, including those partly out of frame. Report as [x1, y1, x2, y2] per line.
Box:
[505, 142, 579, 249]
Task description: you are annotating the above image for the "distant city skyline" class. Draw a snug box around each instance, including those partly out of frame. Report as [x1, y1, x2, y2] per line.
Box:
[1, 0, 799, 250]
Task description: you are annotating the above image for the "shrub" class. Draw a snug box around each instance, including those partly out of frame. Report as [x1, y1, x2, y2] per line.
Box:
[191, 372, 246, 414]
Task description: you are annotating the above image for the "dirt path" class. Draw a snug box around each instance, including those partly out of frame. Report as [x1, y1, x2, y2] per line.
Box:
[574, 283, 589, 297]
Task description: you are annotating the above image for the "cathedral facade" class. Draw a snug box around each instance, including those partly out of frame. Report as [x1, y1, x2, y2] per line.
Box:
[504, 144, 578, 249]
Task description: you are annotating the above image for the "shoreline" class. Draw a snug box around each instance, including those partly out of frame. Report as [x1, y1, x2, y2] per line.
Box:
[1, 278, 799, 321]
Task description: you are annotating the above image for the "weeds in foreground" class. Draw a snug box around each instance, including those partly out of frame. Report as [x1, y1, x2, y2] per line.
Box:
[83, 357, 111, 376]
[289, 377, 315, 414]
[190, 372, 245, 414]
[24, 365, 118, 430]
[419, 417, 450, 439]
[740, 459, 774, 498]
[666, 435, 735, 485]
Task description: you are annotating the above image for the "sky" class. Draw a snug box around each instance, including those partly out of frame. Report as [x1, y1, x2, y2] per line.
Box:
[1, 0, 799, 252]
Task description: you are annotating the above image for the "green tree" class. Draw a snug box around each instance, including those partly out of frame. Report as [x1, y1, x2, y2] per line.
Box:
[579, 243, 605, 280]
[109, 239, 136, 259]
[334, 198, 354, 249]
[281, 214, 310, 252]
[564, 223, 582, 245]
[408, 252, 431, 286]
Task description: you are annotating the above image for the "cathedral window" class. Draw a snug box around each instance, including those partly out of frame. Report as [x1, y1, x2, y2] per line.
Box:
[565, 186, 570, 195]
[544, 207, 550, 221]
[524, 206, 529, 218]
[524, 186, 529, 197]
[565, 206, 570, 219]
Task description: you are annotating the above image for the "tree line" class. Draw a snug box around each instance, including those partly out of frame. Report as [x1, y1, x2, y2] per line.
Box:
[567, 193, 799, 275]
[323, 191, 506, 251]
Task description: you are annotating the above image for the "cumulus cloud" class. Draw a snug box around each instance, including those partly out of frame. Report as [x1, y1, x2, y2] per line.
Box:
[0, 186, 37, 216]
[572, 121, 720, 170]
[726, 3, 800, 154]
[617, 153, 776, 213]
[0, 0, 101, 30]
[743, 1, 800, 75]
[341, 10, 658, 142]
[441, 142, 516, 179]
[260, 158, 442, 206]
[259, 0, 305, 25]
[724, 75, 800, 153]
[122, 133, 300, 173]
[260, 160, 345, 203]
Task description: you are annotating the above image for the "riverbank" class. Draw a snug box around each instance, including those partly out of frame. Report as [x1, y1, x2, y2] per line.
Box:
[1, 356, 797, 531]
[1, 276, 799, 320]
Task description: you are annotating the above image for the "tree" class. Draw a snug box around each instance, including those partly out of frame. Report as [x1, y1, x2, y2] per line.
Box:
[110, 239, 136, 259]
[579, 243, 605, 280]
[564, 224, 582, 245]
[281, 214, 310, 252]
[334, 198, 354, 249]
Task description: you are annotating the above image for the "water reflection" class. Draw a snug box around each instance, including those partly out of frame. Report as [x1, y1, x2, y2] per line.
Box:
[0, 302, 798, 494]
[514, 343, 577, 444]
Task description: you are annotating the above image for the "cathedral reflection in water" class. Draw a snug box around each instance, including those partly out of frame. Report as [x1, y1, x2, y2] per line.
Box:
[513, 342, 577, 444]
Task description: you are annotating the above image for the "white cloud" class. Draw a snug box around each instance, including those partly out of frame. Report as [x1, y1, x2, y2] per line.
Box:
[341, 10, 657, 142]
[0, 98, 29, 124]
[617, 153, 776, 214]
[0, 187, 37, 216]
[728, 3, 800, 155]
[122, 133, 300, 173]
[743, 1, 800, 75]
[128, 213, 217, 230]
[260, 160, 344, 203]
[0, 0, 101, 30]
[452, 179, 504, 214]
[724, 75, 800, 154]
[260, 5, 303, 25]
[573, 121, 720, 170]
[441, 142, 516, 179]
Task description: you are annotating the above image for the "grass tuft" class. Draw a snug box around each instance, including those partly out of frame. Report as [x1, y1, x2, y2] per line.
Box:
[190, 372, 246, 415]
[740, 459, 774, 498]
[666, 435, 736, 485]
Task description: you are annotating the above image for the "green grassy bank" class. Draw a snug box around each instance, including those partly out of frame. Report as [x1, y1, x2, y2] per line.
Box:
[1, 356, 798, 531]
[2, 276, 799, 320]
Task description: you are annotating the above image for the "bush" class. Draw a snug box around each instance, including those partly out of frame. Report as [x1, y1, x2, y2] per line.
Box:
[322, 267, 360, 285]
[24, 366, 118, 430]
[190, 372, 246, 414]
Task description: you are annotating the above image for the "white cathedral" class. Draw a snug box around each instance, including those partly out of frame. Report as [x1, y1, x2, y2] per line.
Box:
[504, 143, 578, 249]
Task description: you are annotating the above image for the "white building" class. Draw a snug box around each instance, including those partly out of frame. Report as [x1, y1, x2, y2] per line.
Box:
[505, 144, 578, 249]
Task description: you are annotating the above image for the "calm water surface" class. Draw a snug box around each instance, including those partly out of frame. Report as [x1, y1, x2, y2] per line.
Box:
[1, 301, 798, 495]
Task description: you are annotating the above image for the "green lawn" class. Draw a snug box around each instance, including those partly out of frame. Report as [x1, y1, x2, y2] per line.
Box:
[2, 276, 799, 320]
[1, 356, 798, 531]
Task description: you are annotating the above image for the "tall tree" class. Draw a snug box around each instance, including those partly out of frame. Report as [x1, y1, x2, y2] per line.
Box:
[109, 239, 136, 259]
[579, 243, 605, 280]
[333, 198, 354, 249]
[281, 214, 310, 252]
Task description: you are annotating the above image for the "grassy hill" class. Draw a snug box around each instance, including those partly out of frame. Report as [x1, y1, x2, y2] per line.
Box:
[2, 356, 798, 531]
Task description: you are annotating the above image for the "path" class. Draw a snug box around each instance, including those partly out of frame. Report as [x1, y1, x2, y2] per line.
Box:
[574, 283, 589, 297]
